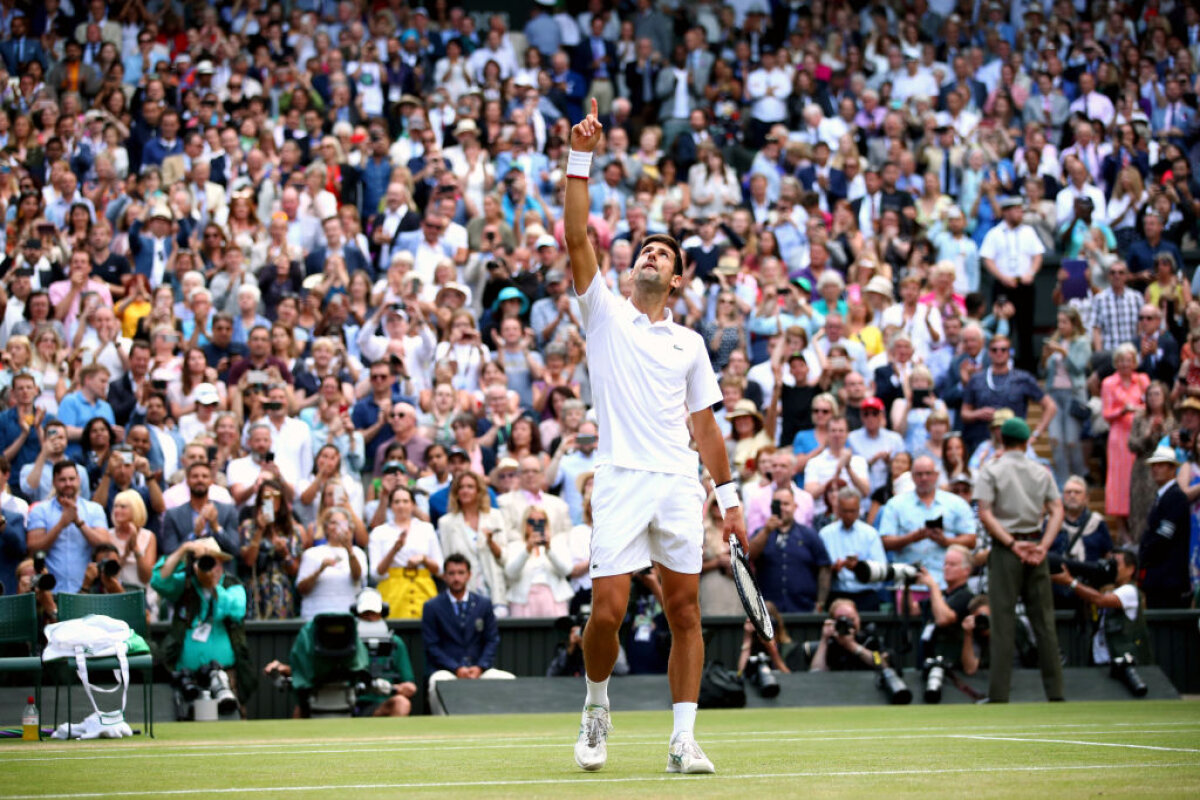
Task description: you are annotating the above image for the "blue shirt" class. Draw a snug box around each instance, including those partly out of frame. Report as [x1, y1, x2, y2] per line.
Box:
[0, 408, 56, 490]
[751, 521, 831, 612]
[876, 489, 974, 588]
[362, 156, 392, 216]
[818, 519, 888, 594]
[26, 496, 109, 593]
[57, 391, 115, 460]
[351, 389, 416, 470]
[20, 460, 92, 503]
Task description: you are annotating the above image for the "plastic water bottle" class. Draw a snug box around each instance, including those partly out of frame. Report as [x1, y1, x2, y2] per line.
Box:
[21, 696, 39, 741]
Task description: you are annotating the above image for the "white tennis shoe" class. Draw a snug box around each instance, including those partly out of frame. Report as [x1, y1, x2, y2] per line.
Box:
[574, 704, 612, 771]
[666, 731, 715, 774]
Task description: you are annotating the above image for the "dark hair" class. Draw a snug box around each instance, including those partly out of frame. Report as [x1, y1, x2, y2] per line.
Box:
[82, 418, 115, 458]
[129, 339, 152, 357]
[387, 485, 415, 506]
[51, 459, 79, 478]
[444, 552, 471, 572]
[1115, 548, 1138, 571]
[641, 233, 684, 276]
[424, 443, 448, 462]
[1000, 435, 1026, 449]
[0, 455, 9, 474]
[93, 542, 119, 558]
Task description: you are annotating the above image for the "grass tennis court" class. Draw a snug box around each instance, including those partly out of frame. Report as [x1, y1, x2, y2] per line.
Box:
[1, 701, 1198, 798]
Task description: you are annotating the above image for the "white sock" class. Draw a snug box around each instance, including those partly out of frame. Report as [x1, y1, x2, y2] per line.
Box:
[671, 702, 698, 740]
[585, 676, 609, 708]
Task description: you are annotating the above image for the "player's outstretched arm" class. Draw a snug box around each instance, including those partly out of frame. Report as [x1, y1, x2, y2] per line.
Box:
[564, 98, 603, 294]
[692, 406, 748, 550]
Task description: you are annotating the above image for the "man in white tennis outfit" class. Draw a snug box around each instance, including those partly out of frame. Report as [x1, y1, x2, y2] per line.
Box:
[564, 99, 749, 775]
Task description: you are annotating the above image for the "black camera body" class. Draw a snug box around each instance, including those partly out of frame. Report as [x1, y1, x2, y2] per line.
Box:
[99, 559, 121, 579]
[1047, 554, 1117, 588]
[834, 616, 855, 637]
[974, 613, 990, 635]
[876, 665, 912, 705]
[744, 652, 780, 698]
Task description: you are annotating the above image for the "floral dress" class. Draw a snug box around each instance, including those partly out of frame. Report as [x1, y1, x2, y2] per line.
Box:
[238, 519, 304, 620]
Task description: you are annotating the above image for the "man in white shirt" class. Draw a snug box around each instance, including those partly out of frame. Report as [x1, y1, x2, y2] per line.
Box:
[564, 102, 744, 774]
[228, 422, 294, 509]
[1055, 157, 1108, 229]
[803, 416, 870, 517]
[162, 444, 234, 509]
[893, 54, 938, 105]
[745, 48, 791, 146]
[255, 385, 312, 489]
[1069, 71, 1115, 128]
[979, 197, 1045, 371]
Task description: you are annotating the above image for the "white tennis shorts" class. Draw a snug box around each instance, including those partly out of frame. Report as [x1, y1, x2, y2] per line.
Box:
[589, 464, 705, 578]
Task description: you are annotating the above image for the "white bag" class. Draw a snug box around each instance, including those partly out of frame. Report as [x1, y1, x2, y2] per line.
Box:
[43, 615, 135, 739]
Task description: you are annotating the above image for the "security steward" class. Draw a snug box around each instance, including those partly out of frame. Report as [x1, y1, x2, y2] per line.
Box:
[972, 417, 1065, 703]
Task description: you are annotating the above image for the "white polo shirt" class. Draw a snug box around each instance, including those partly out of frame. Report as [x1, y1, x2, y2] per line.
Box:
[579, 271, 720, 479]
[804, 447, 869, 515]
[979, 222, 1045, 281]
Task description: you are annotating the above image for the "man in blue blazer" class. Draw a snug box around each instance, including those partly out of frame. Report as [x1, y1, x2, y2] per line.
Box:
[0, 16, 49, 74]
[421, 554, 514, 714]
[1152, 77, 1197, 151]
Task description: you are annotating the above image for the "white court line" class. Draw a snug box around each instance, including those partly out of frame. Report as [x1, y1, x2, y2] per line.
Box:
[6, 719, 1196, 755]
[965, 735, 1200, 754]
[3, 761, 1198, 800]
[4, 728, 1199, 764]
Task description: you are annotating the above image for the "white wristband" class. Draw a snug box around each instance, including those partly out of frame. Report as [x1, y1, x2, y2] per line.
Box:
[715, 482, 740, 514]
[566, 149, 593, 180]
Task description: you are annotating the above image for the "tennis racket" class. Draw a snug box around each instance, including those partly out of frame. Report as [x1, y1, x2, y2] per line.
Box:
[729, 534, 774, 641]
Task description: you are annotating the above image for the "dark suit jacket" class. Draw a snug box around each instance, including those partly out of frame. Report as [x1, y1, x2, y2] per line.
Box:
[873, 364, 905, 417]
[797, 165, 848, 204]
[572, 38, 618, 83]
[0, 38, 49, 73]
[421, 591, 501, 674]
[107, 372, 142, 427]
[938, 79, 987, 111]
[1134, 331, 1180, 385]
[0, 508, 26, 597]
[304, 244, 370, 280]
[1139, 482, 1192, 604]
[624, 59, 662, 116]
[159, 502, 240, 558]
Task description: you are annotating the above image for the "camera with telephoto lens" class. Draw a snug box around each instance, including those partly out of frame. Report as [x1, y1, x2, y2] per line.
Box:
[99, 558, 121, 579]
[876, 664, 912, 705]
[974, 613, 990, 634]
[1110, 653, 1148, 697]
[834, 615, 855, 637]
[852, 560, 921, 585]
[31, 551, 56, 591]
[923, 656, 946, 704]
[1047, 554, 1118, 587]
[745, 652, 780, 698]
[173, 668, 202, 701]
[196, 554, 217, 572]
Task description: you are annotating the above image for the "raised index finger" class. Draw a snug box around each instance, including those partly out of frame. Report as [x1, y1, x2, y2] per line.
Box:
[590, 97, 597, 120]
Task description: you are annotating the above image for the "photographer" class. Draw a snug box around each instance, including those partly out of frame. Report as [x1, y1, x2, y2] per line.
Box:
[1054, 550, 1152, 668]
[749, 487, 832, 613]
[15, 554, 58, 629]
[806, 598, 885, 672]
[960, 595, 992, 676]
[152, 537, 254, 719]
[80, 543, 126, 595]
[915, 545, 974, 666]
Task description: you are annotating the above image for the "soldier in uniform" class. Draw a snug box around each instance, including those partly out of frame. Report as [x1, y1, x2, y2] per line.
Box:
[972, 417, 1065, 703]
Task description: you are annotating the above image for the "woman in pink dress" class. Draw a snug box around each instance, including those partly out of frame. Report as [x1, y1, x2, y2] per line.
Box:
[1101, 343, 1150, 543]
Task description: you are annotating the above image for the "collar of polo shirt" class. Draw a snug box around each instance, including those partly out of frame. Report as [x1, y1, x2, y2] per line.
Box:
[626, 298, 675, 327]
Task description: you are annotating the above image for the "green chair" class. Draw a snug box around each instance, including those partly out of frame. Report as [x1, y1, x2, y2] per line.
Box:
[50, 591, 155, 738]
[0, 593, 43, 739]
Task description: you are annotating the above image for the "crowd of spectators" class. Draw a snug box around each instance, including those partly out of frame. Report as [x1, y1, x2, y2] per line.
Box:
[0, 0, 1199, 708]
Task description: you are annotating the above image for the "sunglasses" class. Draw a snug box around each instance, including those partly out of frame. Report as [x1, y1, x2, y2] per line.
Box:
[1139, 315, 1158, 321]
[370, 374, 390, 381]
[989, 346, 1009, 352]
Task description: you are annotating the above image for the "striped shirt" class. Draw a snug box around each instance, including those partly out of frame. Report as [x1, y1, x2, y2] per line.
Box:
[1091, 286, 1144, 352]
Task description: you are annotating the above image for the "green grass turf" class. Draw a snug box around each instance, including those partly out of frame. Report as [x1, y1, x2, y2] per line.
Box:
[1, 701, 1198, 799]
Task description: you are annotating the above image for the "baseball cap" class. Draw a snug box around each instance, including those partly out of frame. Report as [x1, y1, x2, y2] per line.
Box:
[355, 588, 384, 615]
[545, 268, 566, 283]
[535, 234, 559, 250]
[194, 383, 220, 405]
[381, 461, 407, 475]
[861, 396, 885, 412]
[447, 446, 470, 461]
[496, 457, 520, 473]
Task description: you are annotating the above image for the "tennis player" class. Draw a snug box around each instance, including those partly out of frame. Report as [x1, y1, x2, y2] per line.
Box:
[564, 99, 749, 775]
